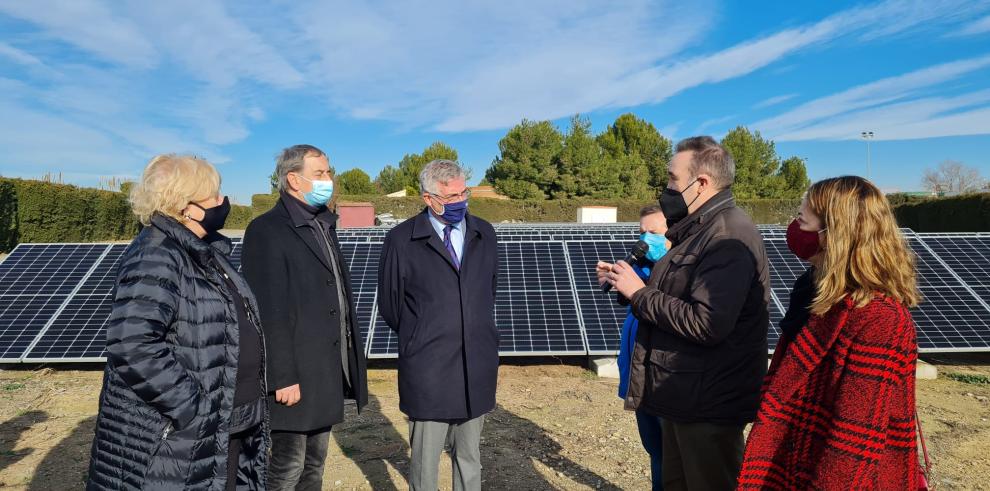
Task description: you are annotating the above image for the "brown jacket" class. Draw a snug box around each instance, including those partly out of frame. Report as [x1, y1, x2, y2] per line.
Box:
[623, 190, 770, 425]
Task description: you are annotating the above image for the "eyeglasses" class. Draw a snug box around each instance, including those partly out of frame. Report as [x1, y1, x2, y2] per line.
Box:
[293, 170, 332, 180]
[428, 188, 471, 203]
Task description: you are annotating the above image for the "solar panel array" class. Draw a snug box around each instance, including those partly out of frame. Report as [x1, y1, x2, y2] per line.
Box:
[1, 226, 989, 362]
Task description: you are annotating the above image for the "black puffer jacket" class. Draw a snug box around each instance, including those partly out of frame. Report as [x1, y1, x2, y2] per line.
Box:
[87, 214, 269, 490]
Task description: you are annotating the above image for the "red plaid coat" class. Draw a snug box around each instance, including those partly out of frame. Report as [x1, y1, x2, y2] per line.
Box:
[738, 296, 918, 490]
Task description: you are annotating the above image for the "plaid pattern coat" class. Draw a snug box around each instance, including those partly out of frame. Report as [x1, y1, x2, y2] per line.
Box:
[738, 295, 918, 490]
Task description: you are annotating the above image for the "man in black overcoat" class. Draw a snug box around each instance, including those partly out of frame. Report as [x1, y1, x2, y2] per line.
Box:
[242, 144, 368, 490]
[378, 159, 499, 491]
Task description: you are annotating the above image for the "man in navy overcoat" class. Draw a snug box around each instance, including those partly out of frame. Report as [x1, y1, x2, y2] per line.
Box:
[377, 159, 499, 491]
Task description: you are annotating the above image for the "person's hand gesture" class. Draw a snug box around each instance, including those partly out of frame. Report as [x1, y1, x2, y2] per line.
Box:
[596, 261, 614, 288]
[606, 260, 647, 299]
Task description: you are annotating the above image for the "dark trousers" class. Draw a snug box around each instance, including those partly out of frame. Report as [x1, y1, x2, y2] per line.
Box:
[226, 425, 261, 491]
[660, 419, 745, 491]
[226, 433, 243, 491]
[268, 428, 332, 491]
[635, 410, 664, 491]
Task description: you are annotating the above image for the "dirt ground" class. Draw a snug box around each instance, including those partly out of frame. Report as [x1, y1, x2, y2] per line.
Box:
[0, 356, 988, 490]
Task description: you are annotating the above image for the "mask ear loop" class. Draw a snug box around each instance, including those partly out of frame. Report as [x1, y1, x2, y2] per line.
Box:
[428, 194, 445, 216]
[182, 202, 208, 223]
[683, 178, 703, 209]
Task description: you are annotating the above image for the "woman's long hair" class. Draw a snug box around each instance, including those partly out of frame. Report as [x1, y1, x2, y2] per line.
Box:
[806, 176, 921, 315]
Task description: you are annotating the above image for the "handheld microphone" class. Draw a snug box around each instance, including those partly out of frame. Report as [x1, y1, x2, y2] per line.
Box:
[601, 240, 650, 292]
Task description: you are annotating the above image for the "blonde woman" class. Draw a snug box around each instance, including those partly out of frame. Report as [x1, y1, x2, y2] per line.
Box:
[88, 155, 268, 491]
[738, 176, 921, 489]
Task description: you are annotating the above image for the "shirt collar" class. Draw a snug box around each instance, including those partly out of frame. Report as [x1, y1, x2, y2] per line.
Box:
[427, 210, 464, 233]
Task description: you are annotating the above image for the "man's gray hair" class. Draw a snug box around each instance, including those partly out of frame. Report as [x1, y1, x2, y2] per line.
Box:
[275, 144, 326, 192]
[419, 159, 467, 195]
[675, 136, 736, 189]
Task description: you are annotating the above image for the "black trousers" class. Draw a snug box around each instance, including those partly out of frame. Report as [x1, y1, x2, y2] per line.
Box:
[660, 419, 745, 491]
[267, 427, 332, 491]
[225, 425, 261, 491]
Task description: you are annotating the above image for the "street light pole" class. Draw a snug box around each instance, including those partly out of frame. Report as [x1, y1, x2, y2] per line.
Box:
[860, 131, 874, 180]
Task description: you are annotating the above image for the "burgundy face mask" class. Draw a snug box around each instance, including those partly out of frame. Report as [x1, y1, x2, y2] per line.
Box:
[786, 219, 825, 260]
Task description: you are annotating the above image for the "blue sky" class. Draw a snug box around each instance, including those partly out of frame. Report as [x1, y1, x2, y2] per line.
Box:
[1, 0, 989, 204]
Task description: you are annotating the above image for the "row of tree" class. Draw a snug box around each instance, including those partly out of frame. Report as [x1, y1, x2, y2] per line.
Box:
[303, 113, 812, 200]
[483, 114, 809, 200]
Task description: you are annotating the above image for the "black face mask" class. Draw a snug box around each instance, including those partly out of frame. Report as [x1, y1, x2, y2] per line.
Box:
[188, 196, 230, 235]
[659, 179, 700, 227]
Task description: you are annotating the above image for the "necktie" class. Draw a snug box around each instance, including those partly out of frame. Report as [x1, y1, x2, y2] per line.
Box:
[443, 224, 460, 270]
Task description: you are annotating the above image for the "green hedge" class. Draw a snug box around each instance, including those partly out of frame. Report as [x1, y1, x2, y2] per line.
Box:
[250, 193, 801, 225]
[894, 193, 990, 232]
[0, 178, 140, 251]
[226, 204, 253, 230]
[0, 178, 254, 252]
[0, 180, 17, 252]
[251, 193, 280, 218]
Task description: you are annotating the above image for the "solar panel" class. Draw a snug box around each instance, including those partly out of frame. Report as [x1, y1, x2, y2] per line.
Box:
[566, 241, 634, 355]
[23, 244, 127, 361]
[495, 242, 584, 355]
[366, 313, 396, 359]
[229, 237, 243, 271]
[3, 225, 990, 363]
[0, 295, 69, 362]
[908, 238, 990, 350]
[758, 226, 787, 239]
[0, 243, 108, 361]
[0, 243, 107, 295]
[339, 242, 380, 354]
[919, 235, 990, 307]
[762, 239, 811, 350]
[767, 291, 785, 349]
[369, 241, 587, 358]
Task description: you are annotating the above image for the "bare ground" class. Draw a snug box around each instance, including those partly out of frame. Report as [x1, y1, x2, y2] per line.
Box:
[0, 356, 988, 490]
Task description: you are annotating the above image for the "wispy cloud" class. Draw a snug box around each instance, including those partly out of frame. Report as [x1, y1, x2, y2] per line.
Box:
[768, 89, 990, 141]
[754, 55, 990, 140]
[695, 115, 737, 133]
[0, 42, 44, 66]
[1, 0, 989, 190]
[754, 94, 798, 109]
[292, 0, 715, 131]
[0, 0, 303, 174]
[0, 0, 157, 68]
[955, 14, 990, 36]
[431, 0, 987, 130]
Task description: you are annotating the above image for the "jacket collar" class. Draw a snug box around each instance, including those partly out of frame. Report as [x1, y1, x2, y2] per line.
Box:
[665, 188, 736, 246]
[150, 212, 231, 267]
[279, 191, 338, 230]
[410, 208, 483, 274]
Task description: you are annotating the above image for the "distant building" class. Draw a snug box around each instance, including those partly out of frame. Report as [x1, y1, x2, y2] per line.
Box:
[470, 185, 509, 200]
[577, 206, 617, 223]
[337, 202, 375, 228]
[386, 189, 408, 198]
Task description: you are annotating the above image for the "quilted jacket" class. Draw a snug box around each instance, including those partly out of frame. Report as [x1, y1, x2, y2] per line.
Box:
[87, 213, 269, 490]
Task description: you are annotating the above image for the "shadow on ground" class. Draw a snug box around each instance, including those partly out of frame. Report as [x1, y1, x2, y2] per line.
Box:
[28, 415, 95, 490]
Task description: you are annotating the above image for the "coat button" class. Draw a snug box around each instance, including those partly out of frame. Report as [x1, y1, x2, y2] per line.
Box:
[333, 339, 340, 347]
[326, 279, 334, 286]
[329, 308, 337, 316]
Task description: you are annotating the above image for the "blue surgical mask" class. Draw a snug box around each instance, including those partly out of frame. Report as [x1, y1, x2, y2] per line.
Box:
[298, 175, 334, 207]
[640, 232, 669, 262]
[437, 199, 468, 224]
